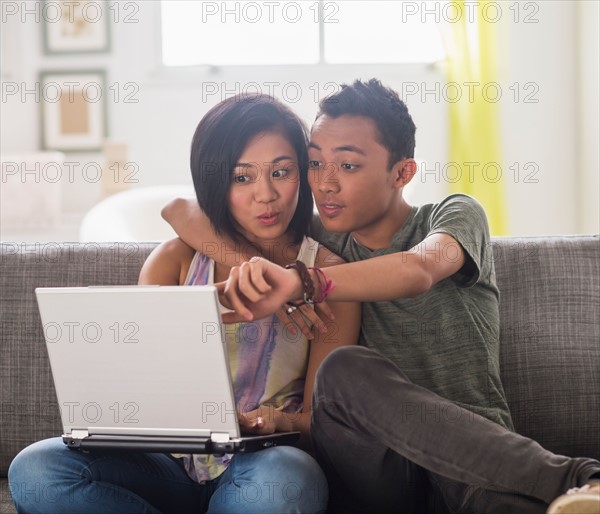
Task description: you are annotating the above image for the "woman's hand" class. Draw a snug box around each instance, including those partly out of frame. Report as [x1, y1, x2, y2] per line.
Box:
[217, 257, 303, 322]
[275, 302, 334, 340]
[238, 406, 278, 435]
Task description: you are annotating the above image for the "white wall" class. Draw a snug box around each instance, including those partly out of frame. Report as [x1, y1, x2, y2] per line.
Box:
[500, 1, 579, 235]
[577, 0, 600, 234]
[1, 0, 598, 239]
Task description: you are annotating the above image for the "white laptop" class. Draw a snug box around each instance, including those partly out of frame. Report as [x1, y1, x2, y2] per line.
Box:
[35, 285, 299, 454]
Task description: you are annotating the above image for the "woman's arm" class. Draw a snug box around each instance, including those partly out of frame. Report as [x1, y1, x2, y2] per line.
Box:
[163, 198, 335, 338]
[161, 198, 255, 268]
[138, 238, 195, 286]
[286, 248, 361, 443]
[241, 247, 361, 449]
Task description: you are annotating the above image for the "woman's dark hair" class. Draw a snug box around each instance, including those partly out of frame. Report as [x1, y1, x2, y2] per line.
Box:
[190, 94, 312, 244]
[317, 78, 416, 170]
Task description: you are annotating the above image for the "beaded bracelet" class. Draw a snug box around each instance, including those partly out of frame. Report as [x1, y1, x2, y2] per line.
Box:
[285, 260, 316, 304]
[310, 266, 336, 303]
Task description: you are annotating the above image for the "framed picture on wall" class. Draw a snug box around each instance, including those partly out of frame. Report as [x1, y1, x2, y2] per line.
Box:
[43, 0, 110, 54]
[40, 70, 108, 152]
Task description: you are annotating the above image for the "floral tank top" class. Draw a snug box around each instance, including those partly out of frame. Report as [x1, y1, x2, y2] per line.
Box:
[174, 236, 320, 483]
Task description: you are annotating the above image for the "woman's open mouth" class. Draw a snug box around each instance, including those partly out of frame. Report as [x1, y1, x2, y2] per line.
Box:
[257, 212, 280, 226]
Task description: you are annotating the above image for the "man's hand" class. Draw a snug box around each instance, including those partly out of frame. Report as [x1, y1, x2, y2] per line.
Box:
[217, 257, 303, 323]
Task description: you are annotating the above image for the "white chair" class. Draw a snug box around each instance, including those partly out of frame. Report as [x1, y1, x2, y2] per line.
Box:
[79, 185, 195, 242]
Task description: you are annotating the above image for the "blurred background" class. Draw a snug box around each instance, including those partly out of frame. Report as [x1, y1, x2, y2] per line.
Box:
[1, 0, 598, 242]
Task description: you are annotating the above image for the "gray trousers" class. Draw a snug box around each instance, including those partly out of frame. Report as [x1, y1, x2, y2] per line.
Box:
[311, 346, 600, 514]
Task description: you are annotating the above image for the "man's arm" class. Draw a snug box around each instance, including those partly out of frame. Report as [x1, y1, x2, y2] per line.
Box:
[161, 198, 255, 267]
[319, 232, 466, 302]
[219, 232, 467, 321]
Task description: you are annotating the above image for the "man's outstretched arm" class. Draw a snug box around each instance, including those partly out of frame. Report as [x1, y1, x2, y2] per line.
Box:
[317, 232, 467, 302]
[219, 232, 468, 322]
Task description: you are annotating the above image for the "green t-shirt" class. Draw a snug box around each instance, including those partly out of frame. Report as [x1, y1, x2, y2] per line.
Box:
[311, 194, 514, 430]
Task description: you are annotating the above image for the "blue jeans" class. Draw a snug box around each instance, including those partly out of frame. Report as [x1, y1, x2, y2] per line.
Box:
[8, 438, 327, 514]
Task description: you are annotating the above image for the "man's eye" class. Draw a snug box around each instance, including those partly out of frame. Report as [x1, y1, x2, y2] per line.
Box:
[308, 160, 321, 168]
[341, 163, 358, 171]
[272, 168, 289, 179]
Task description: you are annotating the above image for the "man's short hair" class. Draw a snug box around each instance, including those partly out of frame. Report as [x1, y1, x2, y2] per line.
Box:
[317, 78, 416, 169]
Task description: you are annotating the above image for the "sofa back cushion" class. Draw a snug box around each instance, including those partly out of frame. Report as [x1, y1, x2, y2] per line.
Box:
[494, 236, 599, 459]
[1, 237, 598, 477]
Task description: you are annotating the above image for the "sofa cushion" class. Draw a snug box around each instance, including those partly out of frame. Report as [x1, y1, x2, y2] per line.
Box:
[1, 478, 16, 514]
[494, 236, 599, 459]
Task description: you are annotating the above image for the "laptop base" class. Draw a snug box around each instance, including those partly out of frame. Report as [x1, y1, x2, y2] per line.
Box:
[63, 432, 300, 454]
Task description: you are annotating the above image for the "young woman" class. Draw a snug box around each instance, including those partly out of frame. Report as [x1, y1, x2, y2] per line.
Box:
[8, 94, 360, 514]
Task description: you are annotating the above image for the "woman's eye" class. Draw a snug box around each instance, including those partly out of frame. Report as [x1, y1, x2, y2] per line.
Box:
[272, 168, 289, 179]
[233, 174, 250, 183]
[308, 160, 321, 168]
[341, 163, 358, 171]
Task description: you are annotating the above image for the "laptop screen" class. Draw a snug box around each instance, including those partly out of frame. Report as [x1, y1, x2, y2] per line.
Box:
[36, 286, 240, 439]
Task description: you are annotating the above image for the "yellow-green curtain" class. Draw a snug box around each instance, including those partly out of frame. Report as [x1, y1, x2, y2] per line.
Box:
[443, 0, 507, 234]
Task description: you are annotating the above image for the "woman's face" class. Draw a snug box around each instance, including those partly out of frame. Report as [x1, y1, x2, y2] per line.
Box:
[228, 131, 300, 247]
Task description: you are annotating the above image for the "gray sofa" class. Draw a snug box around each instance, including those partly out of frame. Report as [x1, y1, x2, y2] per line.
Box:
[1, 237, 599, 513]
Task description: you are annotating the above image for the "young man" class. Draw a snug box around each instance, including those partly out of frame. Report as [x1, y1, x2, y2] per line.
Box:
[163, 79, 600, 514]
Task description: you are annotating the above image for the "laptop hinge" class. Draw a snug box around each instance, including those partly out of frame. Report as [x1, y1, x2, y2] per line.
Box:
[210, 432, 230, 443]
[70, 429, 89, 439]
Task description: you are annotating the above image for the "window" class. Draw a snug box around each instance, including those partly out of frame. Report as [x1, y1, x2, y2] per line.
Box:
[161, 1, 446, 67]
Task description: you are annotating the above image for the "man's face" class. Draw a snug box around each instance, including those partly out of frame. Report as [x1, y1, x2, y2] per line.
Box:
[308, 114, 399, 235]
